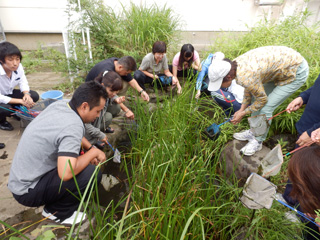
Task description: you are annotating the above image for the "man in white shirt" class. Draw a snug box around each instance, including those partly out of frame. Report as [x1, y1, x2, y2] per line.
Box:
[0, 41, 39, 130]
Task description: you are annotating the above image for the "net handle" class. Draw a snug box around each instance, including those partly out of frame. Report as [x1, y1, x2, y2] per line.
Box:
[268, 109, 287, 121]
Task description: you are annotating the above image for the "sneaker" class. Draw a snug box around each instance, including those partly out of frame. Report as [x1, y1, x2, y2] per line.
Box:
[60, 211, 86, 225]
[42, 208, 86, 225]
[240, 139, 262, 156]
[233, 129, 254, 141]
[42, 208, 58, 222]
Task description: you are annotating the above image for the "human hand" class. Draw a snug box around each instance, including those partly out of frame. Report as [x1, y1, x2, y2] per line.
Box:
[154, 75, 159, 79]
[172, 76, 178, 86]
[125, 110, 134, 120]
[286, 97, 303, 113]
[195, 90, 201, 99]
[230, 110, 246, 124]
[101, 136, 108, 146]
[22, 94, 34, 108]
[177, 85, 182, 94]
[141, 90, 150, 102]
[296, 131, 313, 147]
[115, 96, 125, 104]
[311, 128, 320, 142]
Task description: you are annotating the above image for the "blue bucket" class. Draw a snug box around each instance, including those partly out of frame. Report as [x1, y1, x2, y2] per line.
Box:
[41, 90, 63, 100]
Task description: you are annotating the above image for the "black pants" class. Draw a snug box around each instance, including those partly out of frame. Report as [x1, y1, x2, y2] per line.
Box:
[12, 165, 102, 221]
[0, 89, 39, 122]
[134, 70, 167, 90]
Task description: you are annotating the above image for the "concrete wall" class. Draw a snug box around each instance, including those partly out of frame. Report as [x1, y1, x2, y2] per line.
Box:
[0, 0, 319, 50]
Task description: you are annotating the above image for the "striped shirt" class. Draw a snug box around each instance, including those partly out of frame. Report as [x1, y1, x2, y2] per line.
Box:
[234, 46, 304, 114]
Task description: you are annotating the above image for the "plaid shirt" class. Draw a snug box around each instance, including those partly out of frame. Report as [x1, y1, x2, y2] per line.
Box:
[234, 46, 304, 114]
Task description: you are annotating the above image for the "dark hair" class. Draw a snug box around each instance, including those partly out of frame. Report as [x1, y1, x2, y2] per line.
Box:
[288, 144, 320, 213]
[152, 41, 166, 54]
[71, 81, 108, 110]
[222, 58, 238, 82]
[118, 56, 137, 71]
[95, 70, 123, 92]
[0, 41, 23, 63]
[178, 44, 194, 69]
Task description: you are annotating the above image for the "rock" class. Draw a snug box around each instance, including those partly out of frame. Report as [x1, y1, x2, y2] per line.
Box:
[219, 140, 271, 186]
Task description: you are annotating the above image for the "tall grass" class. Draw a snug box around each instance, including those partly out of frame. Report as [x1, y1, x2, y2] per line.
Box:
[66, 0, 180, 75]
[208, 9, 320, 135]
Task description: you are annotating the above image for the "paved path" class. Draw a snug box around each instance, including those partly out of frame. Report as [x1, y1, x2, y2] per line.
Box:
[0, 72, 68, 223]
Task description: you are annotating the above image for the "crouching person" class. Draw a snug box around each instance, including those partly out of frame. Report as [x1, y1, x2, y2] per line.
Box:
[7, 81, 107, 225]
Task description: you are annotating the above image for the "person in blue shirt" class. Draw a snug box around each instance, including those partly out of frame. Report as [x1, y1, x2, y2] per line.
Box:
[195, 52, 243, 116]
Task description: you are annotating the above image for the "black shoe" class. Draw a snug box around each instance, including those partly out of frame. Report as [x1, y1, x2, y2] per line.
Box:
[0, 143, 5, 149]
[104, 127, 114, 133]
[0, 121, 14, 131]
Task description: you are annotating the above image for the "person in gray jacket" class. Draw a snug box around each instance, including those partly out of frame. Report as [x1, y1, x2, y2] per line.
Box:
[84, 71, 124, 148]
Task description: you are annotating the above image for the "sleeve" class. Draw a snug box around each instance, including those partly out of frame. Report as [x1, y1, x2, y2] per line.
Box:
[196, 54, 213, 90]
[299, 86, 312, 104]
[57, 124, 84, 156]
[139, 55, 151, 71]
[306, 122, 320, 137]
[0, 95, 12, 104]
[172, 53, 180, 67]
[243, 82, 268, 115]
[193, 50, 200, 61]
[163, 55, 169, 70]
[84, 123, 105, 141]
[17, 65, 30, 93]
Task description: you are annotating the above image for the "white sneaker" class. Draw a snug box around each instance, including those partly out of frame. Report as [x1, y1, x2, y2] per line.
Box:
[60, 211, 86, 225]
[233, 129, 255, 141]
[42, 208, 86, 225]
[240, 139, 262, 156]
[42, 208, 58, 222]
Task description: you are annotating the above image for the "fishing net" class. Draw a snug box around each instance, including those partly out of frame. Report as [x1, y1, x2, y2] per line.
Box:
[261, 144, 283, 178]
[240, 173, 277, 209]
[248, 114, 269, 137]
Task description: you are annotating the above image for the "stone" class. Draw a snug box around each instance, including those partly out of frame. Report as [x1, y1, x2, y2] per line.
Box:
[219, 140, 271, 186]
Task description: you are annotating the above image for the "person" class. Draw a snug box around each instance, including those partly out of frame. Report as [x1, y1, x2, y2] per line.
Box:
[8, 81, 108, 225]
[0, 41, 39, 131]
[195, 52, 244, 116]
[86, 56, 149, 103]
[85, 70, 125, 146]
[285, 73, 320, 147]
[287, 145, 320, 240]
[208, 46, 309, 156]
[169, 43, 200, 82]
[134, 41, 180, 92]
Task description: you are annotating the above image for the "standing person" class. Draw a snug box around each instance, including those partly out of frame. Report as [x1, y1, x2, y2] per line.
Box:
[169, 43, 200, 83]
[0, 41, 39, 131]
[286, 145, 320, 240]
[207, 46, 309, 156]
[86, 56, 149, 102]
[8, 81, 107, 225]
[85, 71, 125, 147]
[134, 41, 180, 92]
[195, 52, 244, 116]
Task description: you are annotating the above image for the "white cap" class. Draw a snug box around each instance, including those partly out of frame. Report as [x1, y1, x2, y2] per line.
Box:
[208, 60, 231, 92]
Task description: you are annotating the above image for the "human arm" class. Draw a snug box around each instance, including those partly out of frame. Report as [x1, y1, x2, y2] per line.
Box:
[128, 79, 150, 102]
[57, 147, 106, 180]
[230, 103, 249, 124]
[119, 102, 134, 120]
[286, 97, 304, 113]
[296, 131, 313, 147]
[195, 54, 213, 92]
[164, 69, 181, 93]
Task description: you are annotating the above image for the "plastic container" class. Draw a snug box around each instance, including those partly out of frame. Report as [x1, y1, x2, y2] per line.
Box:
[40, 90, 63, 100]
[19, 99, 58, 128]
